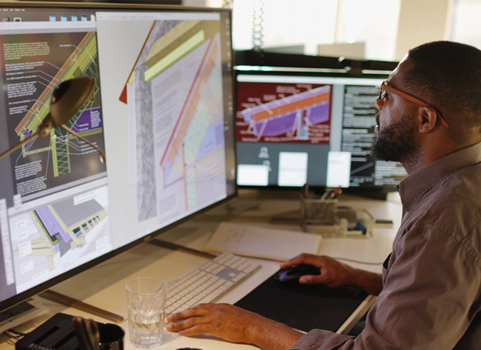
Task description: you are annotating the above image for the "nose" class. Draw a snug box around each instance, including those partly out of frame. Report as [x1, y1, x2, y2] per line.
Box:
[375, 97, 383, 111]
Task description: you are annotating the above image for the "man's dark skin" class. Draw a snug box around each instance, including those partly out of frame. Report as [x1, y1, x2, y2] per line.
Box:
[165, 52, 481, 350]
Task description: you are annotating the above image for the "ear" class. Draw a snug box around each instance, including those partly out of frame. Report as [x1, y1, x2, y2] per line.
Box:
[417, 106, 438, 134]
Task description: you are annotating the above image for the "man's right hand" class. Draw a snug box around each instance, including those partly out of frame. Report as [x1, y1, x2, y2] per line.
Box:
[280, 253, 383, 295]
[166, 303, 303, 350]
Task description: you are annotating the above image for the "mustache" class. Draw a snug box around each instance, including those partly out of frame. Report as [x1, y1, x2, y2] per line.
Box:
[375, 112, 380, 127]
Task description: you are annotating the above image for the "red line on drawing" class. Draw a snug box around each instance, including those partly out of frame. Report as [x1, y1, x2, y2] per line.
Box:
[159, 36, 215, 167]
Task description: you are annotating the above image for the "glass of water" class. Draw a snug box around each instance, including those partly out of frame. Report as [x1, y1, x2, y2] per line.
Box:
[126, 277, 168, 349]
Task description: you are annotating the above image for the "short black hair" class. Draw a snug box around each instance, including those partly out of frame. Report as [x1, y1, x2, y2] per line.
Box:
[405, 41, 481, 141]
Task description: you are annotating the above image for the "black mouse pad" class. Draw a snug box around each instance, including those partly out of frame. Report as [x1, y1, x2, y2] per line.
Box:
[234, 270, 369, 333]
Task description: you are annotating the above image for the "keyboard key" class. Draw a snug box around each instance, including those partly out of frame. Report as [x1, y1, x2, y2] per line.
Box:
[166, 253, 261, 315]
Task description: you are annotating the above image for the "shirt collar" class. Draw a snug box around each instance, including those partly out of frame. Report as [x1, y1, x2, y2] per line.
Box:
[397, 141, 481, 212]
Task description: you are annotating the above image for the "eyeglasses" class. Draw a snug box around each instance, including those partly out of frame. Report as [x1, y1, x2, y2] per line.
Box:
[378, 80, 449, 127]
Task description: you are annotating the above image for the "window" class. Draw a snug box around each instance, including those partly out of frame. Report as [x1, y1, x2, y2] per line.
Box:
[450, 0, 481, 49]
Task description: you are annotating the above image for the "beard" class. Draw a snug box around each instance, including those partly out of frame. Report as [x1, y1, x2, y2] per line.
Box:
[371, 113, 419, 163]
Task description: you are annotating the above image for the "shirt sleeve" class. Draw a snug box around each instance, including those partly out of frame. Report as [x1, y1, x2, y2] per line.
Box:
[288, 329, 354, 350]
[289, 222, 481, 350]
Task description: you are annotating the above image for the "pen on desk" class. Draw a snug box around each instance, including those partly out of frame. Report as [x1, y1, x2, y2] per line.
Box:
[330, 186, 342, 199]
[356, 221, 367, 234]
[320, 189, 331, 200]
[303, 183, 309, 198]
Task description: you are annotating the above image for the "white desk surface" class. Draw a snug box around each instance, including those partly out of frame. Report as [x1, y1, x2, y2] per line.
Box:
[0, 190, 402, 349]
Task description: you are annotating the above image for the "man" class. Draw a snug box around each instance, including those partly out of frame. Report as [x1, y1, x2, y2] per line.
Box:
[166, 41, 481, 349]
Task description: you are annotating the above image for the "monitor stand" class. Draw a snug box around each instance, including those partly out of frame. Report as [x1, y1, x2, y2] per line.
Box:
[0, 289, 124, 335]
[0, 298, 48, 334]
[38, 289, 124, 323]
[0, 291, 122, 338]
[149, 238, 216, 258]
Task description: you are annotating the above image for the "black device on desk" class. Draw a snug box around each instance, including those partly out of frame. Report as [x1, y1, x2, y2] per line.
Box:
[15, 313, 82, 350]
[235, 270, 372, 333]
[15, 313, 124, 350]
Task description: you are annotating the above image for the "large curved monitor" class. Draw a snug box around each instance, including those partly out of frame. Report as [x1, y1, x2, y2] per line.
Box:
[0, 1, 236, 320]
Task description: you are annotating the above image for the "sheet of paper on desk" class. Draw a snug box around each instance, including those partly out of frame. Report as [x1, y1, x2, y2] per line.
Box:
[204, 222, 322, 261]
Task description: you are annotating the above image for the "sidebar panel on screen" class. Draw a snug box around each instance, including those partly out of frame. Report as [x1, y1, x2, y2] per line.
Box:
[0, 16, 112, 301]
[341, 85, 407, 188]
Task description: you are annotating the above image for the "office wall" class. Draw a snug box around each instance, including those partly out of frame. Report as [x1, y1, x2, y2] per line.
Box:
[229, 0, 339, 55]
[205, 0, 401, 60]
[450, 0, 481, 49]
[336, 0, 400, 60]
[395, 0, 451, 60]
[203, 0, 481, 62]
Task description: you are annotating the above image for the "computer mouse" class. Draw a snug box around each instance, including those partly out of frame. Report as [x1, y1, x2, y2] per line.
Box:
[274, 264, 321, 283]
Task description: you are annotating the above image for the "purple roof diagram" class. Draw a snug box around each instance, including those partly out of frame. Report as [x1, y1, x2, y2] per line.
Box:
[238, 85, 331, 141]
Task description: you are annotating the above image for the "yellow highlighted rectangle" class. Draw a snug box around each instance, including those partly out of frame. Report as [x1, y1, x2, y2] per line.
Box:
[144, 30, 205, 82]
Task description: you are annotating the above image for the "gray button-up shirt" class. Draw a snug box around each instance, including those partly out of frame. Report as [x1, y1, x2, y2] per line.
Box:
[289, 142, 481, 350]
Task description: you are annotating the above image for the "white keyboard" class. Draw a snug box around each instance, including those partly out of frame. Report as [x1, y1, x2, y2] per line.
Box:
[166, 253, 261, 315]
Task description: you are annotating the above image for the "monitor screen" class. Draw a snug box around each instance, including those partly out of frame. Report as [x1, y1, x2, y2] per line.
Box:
[0, 2, 236, 314]
[235, 68, 407, 191]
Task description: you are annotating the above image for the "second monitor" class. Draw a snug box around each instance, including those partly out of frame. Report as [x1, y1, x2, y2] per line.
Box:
[235, 65, 407, 192]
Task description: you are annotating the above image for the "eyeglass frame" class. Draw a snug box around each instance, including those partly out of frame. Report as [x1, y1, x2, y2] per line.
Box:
[378, 80, 449, 128]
